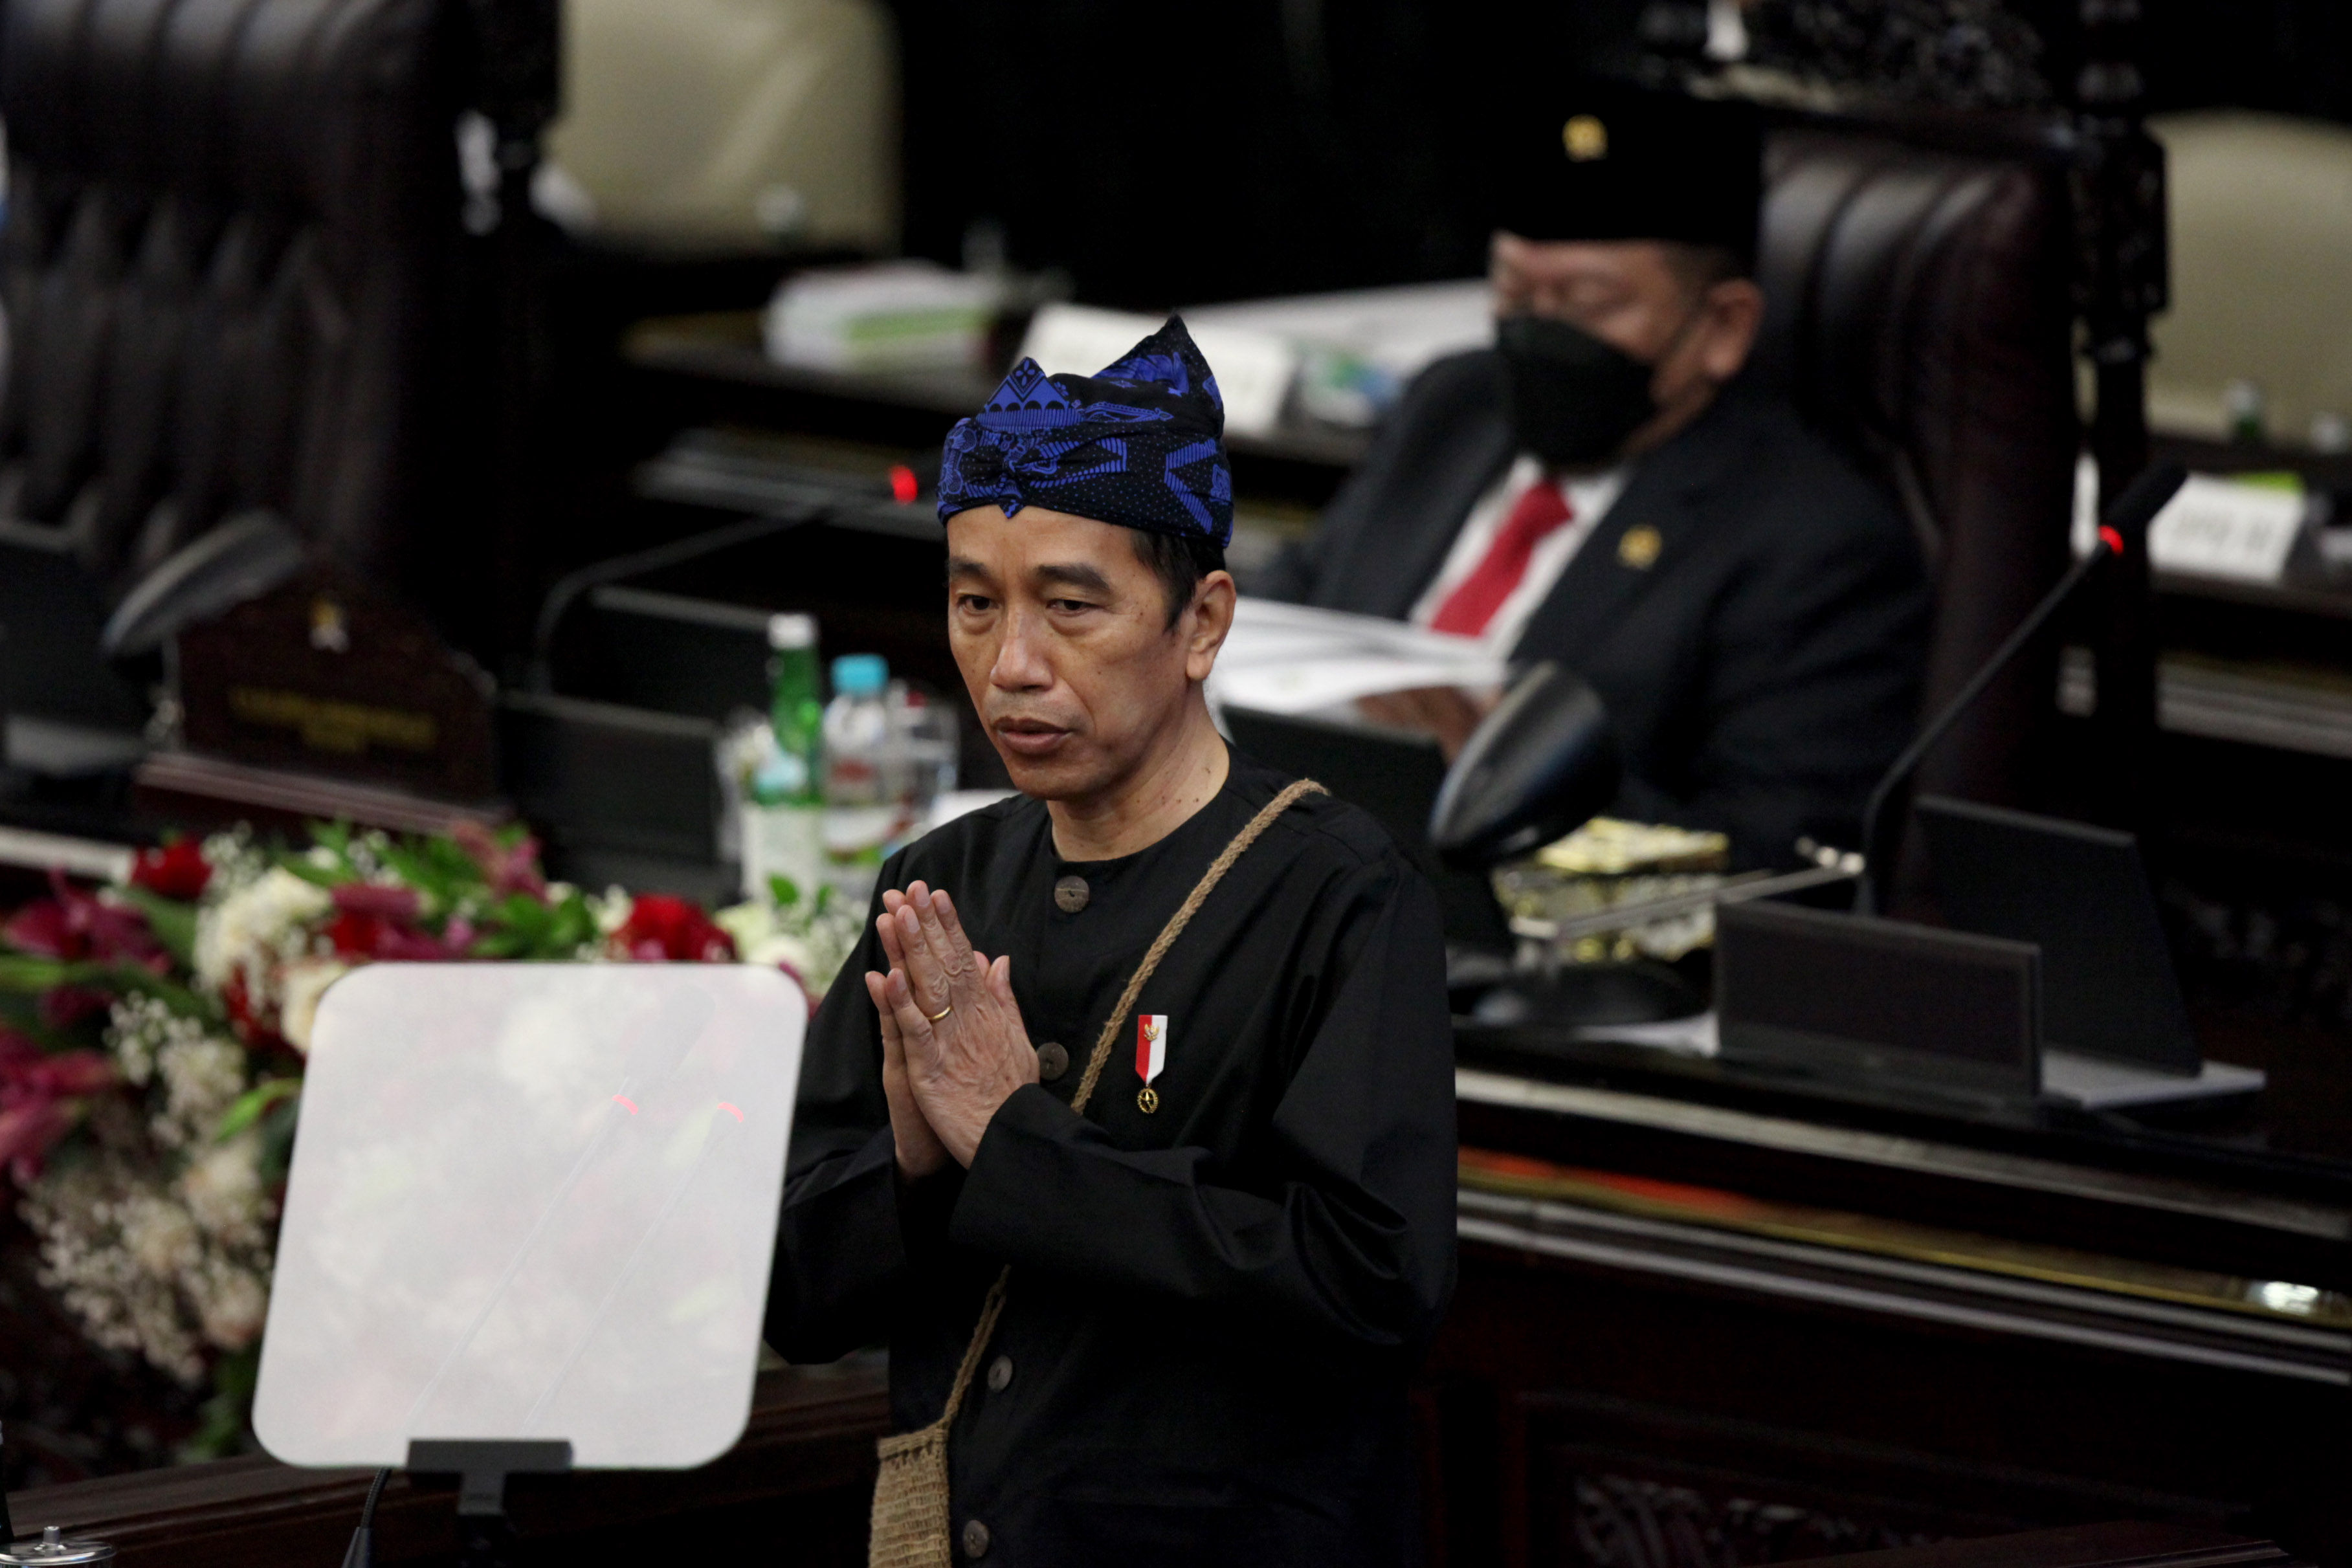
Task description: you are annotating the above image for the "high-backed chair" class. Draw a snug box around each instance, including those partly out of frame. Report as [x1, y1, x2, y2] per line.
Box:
[0, 0, 459, 737]
[1752, 122, 2077, 846]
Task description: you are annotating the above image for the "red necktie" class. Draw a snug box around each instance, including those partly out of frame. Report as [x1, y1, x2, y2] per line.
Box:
[1427, 480, 1575, 637]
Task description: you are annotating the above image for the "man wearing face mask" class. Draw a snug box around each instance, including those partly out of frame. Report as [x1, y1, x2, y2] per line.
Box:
[1258, 82, 1930, 870]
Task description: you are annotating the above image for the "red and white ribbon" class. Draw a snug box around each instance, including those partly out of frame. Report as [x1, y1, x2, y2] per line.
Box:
[1136, 1013, 1168, 1090]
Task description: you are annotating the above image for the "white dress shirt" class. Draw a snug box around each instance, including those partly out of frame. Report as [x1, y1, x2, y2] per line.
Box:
[1408, 455, 1630, 653]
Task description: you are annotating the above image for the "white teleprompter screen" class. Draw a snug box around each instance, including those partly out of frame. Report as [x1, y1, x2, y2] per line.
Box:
[253, 962, 805, 1468]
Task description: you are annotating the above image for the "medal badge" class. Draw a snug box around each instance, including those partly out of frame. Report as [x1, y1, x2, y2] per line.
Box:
[1135, 1013, 1169, 1113]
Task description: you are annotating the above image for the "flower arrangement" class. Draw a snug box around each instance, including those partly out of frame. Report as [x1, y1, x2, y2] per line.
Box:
[0, 821, 859, 1455]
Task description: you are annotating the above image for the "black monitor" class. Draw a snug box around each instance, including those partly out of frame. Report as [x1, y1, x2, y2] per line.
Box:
[1916, 795, 2200, 1076]
[1716, 899, 2042, 1107]
[1219, 705, 1512, 951]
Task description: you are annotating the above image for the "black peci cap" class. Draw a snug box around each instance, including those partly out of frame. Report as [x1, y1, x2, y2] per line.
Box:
[1491, 79, 1765, 272]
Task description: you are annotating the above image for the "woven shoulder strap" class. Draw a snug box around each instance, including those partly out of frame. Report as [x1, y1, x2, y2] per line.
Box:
[931, 777, 1328, 1431]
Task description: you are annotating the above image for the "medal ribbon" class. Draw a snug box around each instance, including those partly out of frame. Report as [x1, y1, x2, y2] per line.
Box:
[1135, 1015, 1168, 1090]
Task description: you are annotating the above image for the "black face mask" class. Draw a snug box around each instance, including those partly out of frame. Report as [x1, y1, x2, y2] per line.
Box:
[1495, 313, 1659, 469]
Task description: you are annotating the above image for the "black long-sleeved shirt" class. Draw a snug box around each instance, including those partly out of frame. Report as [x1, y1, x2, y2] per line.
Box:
[767, 751, 1457, 1566]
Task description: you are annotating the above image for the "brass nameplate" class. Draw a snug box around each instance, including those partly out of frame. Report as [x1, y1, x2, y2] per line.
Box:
[227, 686, 439, 756]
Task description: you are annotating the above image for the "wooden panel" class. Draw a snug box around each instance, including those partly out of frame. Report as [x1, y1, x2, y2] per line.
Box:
[4, 1365, 890, 1568]
[1427, 1242, 2347, 1568]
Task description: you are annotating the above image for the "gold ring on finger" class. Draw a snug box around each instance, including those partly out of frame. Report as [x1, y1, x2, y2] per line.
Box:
[926, 1002, 954, 1022]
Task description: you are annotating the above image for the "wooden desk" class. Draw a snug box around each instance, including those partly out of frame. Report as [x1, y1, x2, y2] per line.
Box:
[2, 1365, 889, 1568]
[1426, 1046, 2352, 1568]
[1818, 1522, 2301, 1568]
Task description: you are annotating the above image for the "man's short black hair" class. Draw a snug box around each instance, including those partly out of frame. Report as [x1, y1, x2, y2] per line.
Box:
[1130, 528, 1227, 630]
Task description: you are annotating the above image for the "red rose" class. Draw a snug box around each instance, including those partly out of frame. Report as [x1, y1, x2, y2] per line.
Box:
[130, 839, 212, 901]
[325, 909, 458, 962]
[221, 969, 263, 1039]
[325, 910, 390, 957]
[613, 895, 737, 964]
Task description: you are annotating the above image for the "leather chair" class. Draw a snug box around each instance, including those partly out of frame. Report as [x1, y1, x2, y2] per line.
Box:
[1752, 121, 2077, 856]
[0, 0, 458, 738]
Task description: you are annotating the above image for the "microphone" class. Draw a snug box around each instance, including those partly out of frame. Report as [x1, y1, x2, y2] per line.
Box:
[1428, 662, 1623, 870]
[1853, 461, 2187, 916]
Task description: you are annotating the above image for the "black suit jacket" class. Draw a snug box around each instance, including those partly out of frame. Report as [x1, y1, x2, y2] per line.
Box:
[1259, 349, 1931, 868]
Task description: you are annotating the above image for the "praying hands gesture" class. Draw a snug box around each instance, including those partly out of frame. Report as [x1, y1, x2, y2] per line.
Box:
[863, 880, 1040, 1177]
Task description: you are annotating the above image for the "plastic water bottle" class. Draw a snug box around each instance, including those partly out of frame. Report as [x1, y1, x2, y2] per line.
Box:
[892, 679, 960, 820]
[819, 656, 959, 906]
[736, 614, 827, 904]
[821, 655, 900, 907]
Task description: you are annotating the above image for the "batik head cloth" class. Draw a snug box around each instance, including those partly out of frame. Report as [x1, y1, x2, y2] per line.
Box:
[937, 315, 1233, 547]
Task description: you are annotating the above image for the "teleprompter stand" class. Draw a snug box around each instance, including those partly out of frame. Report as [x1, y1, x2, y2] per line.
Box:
[405, 1440, 573, 1568]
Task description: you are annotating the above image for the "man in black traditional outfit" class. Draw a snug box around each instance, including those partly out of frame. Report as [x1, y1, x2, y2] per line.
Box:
[768, 318, 1458, 1566]
[1259, 80, 1929, 869]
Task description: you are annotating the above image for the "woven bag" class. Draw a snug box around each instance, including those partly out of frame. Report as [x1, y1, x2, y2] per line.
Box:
[867, 780, 1326, 1566]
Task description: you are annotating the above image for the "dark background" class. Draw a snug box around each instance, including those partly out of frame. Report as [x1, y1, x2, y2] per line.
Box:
[882, 0, 2352, 310]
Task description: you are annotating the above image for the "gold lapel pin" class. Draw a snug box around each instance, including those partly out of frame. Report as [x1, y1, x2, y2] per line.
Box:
[1617, 524, 1663, 569]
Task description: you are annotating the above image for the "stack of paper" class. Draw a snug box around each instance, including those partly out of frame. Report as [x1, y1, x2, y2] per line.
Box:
[764, 261, 999, 373]
[1208, 597, 1506, 718]
[1018, 282, 1496, 439]
[1185, 280, 1493, 428]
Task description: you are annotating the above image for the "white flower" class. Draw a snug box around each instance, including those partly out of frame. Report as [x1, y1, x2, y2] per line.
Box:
[713, 900, 784, 953]
[346, 830, 392, 881]
[105, 993, 176, 1086]
[179, 1134, 268, 1239]
[194, 867, 332, 1011]
[153, 1034, 249, 1151]
[199, 827, 269, 898]
[590, 886, 634, 936]
[24, 1162, 210, 1384]
[277, 958, 351, 1054]
[711, 899, 858, 999]
[117, 1195, 201, 1278]
[194, 1259, 269, 1351]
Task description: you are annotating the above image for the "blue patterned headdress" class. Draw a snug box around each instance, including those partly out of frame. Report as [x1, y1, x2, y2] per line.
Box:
[937, 316, 1233, 547]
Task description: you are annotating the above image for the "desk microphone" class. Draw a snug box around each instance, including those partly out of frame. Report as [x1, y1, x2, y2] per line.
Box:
[1853, 461, 2188, 916]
